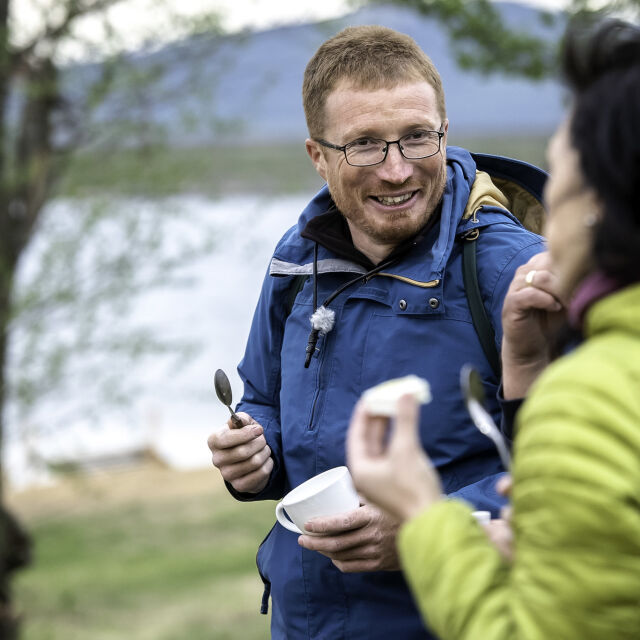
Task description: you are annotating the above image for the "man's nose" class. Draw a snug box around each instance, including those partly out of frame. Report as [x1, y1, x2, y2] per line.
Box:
[375, 142, 413, 183]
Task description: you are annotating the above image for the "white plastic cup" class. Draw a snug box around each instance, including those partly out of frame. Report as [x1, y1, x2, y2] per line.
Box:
[472, 510, 491, 525]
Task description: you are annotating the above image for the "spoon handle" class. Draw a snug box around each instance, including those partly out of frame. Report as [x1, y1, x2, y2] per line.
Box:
[229, 408, 244, 429]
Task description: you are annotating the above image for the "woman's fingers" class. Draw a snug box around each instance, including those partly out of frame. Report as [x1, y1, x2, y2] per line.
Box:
[393, 394, 421, 447]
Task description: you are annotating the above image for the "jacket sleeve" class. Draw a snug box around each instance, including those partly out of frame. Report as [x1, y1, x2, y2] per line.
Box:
[447, 472, 507, 516]
[475, 220, 545, 349]
[497, 382, 523, 447]
[448, 225, 545, 514]
[226, 265, 293, 502]
[396, 349, 640, 640]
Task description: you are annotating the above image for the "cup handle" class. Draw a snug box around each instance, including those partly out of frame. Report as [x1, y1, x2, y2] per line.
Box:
[275, 501, 302, 534]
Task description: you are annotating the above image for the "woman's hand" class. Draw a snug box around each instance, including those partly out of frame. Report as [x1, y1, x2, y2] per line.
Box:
[501, 251, 566, 399]
[346, 394, 443, 523]
[482, 474, 514, 561]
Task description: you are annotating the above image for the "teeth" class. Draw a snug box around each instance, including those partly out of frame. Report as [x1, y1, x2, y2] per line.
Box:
[377, 193, 412, 205]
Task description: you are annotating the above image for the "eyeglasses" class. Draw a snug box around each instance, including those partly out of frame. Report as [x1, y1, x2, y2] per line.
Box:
[314, 125, 444, 167]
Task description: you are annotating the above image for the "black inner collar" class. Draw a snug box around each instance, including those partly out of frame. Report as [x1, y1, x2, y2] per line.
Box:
[301, 201, 442, 270]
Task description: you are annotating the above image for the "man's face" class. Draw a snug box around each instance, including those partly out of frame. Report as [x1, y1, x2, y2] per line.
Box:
[306, 81, 448, 260]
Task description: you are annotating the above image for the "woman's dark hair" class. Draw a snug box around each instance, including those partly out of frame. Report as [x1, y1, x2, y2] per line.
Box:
[562, 18, 640, 285]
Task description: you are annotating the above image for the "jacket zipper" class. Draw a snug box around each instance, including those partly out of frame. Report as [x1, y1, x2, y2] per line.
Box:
[307, 333, 326, 429]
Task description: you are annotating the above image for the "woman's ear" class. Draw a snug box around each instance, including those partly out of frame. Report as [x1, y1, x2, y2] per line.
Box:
[583, 190, 605, 228]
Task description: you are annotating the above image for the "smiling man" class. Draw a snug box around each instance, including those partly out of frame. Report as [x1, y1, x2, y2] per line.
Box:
[207, 26, 545, 639]
[307, 80, 448, 264]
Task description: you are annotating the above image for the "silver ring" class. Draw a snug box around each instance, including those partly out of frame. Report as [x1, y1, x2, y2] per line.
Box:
[525, 269, 537, 286]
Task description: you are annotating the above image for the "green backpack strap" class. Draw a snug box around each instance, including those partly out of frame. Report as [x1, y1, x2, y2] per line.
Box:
[462, 230, 501, 378]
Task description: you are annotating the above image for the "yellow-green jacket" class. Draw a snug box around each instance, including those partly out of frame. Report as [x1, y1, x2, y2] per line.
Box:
[398, 283, 640, 640]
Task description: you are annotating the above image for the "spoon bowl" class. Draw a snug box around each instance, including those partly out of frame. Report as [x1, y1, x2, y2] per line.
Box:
[460, 364, 511, 471]
[214, 369, 244, 429]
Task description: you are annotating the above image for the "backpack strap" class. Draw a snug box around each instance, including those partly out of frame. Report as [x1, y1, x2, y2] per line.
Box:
[461, 229, 501, 378]
[285, 275, 308, 317]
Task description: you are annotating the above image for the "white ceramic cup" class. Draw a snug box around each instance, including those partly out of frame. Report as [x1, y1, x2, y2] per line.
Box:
[275, 466, 360, 535]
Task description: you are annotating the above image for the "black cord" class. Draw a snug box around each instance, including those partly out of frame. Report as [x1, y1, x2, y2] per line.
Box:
[312, 242, 318, 311]
[303, 253, 399, 368]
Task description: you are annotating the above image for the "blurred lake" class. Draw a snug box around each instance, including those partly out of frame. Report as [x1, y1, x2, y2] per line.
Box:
[5, 192, 315, 489]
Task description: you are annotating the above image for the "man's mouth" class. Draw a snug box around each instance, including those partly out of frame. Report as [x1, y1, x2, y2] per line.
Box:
[373, 191, 416, 206]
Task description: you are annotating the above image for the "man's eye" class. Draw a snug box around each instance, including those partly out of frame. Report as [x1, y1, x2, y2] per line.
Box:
[405, 130, 429, 141]
[349, 138, 379, 148]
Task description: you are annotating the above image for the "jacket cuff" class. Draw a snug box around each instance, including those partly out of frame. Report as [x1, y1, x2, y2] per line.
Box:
[224, 455, 284, 502]
[497, 381, 524, 447]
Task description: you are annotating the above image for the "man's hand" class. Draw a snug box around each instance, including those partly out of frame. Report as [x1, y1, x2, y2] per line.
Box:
[297, 503, 401, 572]
[207, 412, 273, 494]
[501, 251, 566, 399]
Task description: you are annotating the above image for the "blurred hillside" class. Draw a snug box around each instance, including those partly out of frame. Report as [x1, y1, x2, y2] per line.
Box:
[68, 1, 564, 151]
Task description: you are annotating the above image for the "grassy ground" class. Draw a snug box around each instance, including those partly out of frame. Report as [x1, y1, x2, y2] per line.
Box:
[7, 466, 275, 639]
[58, 135, 549, 198]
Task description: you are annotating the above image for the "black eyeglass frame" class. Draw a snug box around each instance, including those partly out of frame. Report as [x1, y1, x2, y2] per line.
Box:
[313, 124, 445, 167]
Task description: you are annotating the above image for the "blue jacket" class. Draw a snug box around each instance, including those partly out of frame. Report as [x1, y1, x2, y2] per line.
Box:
[233, 147, 545, 639]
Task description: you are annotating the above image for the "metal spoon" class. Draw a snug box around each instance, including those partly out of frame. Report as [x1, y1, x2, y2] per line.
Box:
[214, 369, 244, 429]
[460, 364, 511, 471]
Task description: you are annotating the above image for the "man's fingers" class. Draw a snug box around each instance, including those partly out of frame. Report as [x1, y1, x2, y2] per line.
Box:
[304, 506, 368, 535]
[216, 443, 272, 478]
[298, 527, 371, 555]
[207, 423, 264, 452]
[228, 456, 274, 493]
[211, 433, 268, 466]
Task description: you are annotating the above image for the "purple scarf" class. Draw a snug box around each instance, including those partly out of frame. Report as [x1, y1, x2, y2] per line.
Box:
[568, 271, 621, 330]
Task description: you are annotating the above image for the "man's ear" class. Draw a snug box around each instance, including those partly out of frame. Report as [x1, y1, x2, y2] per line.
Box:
[306, 139, 328, 182]
[441, 118, 449, 147]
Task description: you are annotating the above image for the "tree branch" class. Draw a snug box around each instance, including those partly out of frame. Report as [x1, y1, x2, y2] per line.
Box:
[13, 0, 126, 63]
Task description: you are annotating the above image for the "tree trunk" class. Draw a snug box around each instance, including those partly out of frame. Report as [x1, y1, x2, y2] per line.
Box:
[0, 266, 31, 640]
[0, 2, 50, 635]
